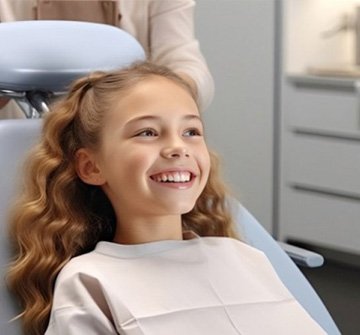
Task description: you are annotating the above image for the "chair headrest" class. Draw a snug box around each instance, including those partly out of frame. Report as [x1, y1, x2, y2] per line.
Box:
[0, 20, 146, 93]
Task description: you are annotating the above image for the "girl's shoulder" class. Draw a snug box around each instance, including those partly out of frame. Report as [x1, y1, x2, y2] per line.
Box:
[55, 247, 106, 283]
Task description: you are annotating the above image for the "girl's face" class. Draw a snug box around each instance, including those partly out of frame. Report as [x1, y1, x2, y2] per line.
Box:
[78, 76, 210, 225]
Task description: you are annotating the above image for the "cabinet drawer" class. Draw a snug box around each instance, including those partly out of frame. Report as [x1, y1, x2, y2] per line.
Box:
[284, 133, 360, 196]
[280, 188, 360, 254]
[286, 82, 360, 136]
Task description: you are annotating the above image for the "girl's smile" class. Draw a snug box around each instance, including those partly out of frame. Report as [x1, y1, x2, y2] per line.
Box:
[149, 169, 196, 189]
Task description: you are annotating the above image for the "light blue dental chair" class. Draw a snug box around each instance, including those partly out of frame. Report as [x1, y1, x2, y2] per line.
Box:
[0, 21, 340, 335]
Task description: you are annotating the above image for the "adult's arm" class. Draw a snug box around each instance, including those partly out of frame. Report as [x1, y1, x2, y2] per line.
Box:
[149, 0, 214, 111]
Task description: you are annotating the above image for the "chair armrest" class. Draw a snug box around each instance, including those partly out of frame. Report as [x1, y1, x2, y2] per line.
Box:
[278, 242, 324, 268]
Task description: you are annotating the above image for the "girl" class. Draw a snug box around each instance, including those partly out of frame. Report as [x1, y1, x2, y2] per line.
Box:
[7, 62, 325, 335]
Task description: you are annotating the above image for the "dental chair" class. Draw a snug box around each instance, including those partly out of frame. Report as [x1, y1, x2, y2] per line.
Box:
[0, 21, 340, 334]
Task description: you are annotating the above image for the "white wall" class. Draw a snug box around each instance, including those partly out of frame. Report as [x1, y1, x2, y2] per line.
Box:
[194, 0, 276, 232]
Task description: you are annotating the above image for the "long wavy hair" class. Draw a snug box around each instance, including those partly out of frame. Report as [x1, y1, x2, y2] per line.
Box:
[7, 61, 238, 335]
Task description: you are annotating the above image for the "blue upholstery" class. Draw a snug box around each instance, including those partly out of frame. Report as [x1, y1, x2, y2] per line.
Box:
[0, 21, 146, 118]
[0, 120, 42, 335]
[0, 21, 145, 93]
[0, 120, 340, 334]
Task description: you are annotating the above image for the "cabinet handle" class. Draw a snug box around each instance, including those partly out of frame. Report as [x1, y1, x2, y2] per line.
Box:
[354, 80, 360, 129]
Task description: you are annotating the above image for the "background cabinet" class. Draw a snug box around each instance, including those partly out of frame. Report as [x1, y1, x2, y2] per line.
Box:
[280, 76, 360, 255]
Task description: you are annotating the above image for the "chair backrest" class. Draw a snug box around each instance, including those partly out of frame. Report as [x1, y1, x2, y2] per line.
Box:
[0, 120, 340, 334]
[0, 120, 42, 335]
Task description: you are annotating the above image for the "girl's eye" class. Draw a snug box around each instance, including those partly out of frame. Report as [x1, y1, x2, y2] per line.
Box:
[136, 129, 158, 137]
[184, 128, 202, 137]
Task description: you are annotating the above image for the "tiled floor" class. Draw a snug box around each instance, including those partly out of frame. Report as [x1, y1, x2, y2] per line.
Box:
[301, 262, 360, 335]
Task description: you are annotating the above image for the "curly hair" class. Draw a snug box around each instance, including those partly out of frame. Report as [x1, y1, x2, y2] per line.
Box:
[7, 61, 238, 335]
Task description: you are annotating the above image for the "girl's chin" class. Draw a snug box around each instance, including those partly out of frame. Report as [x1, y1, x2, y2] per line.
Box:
[156, 201, 197, 216]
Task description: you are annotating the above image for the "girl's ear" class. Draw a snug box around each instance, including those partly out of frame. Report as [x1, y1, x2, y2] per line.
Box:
[75, 148, 105, 186]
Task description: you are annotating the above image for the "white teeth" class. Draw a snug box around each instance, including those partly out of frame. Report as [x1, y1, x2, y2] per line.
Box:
[174, 173, 181, 182]
[180, 172, 188, 182]
[152, 171, 191, 183]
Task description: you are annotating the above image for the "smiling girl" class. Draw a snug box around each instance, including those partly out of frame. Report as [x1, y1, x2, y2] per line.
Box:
[7, 62, 325, 335]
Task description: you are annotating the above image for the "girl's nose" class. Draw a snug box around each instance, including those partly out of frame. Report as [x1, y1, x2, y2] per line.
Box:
[161, 146, 190, 159]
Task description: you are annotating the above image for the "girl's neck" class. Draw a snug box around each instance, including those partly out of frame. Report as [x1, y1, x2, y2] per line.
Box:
[113, 215, 183, 245]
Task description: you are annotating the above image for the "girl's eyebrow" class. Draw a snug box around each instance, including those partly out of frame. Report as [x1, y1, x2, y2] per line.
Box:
[125, 114, 203, 126]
